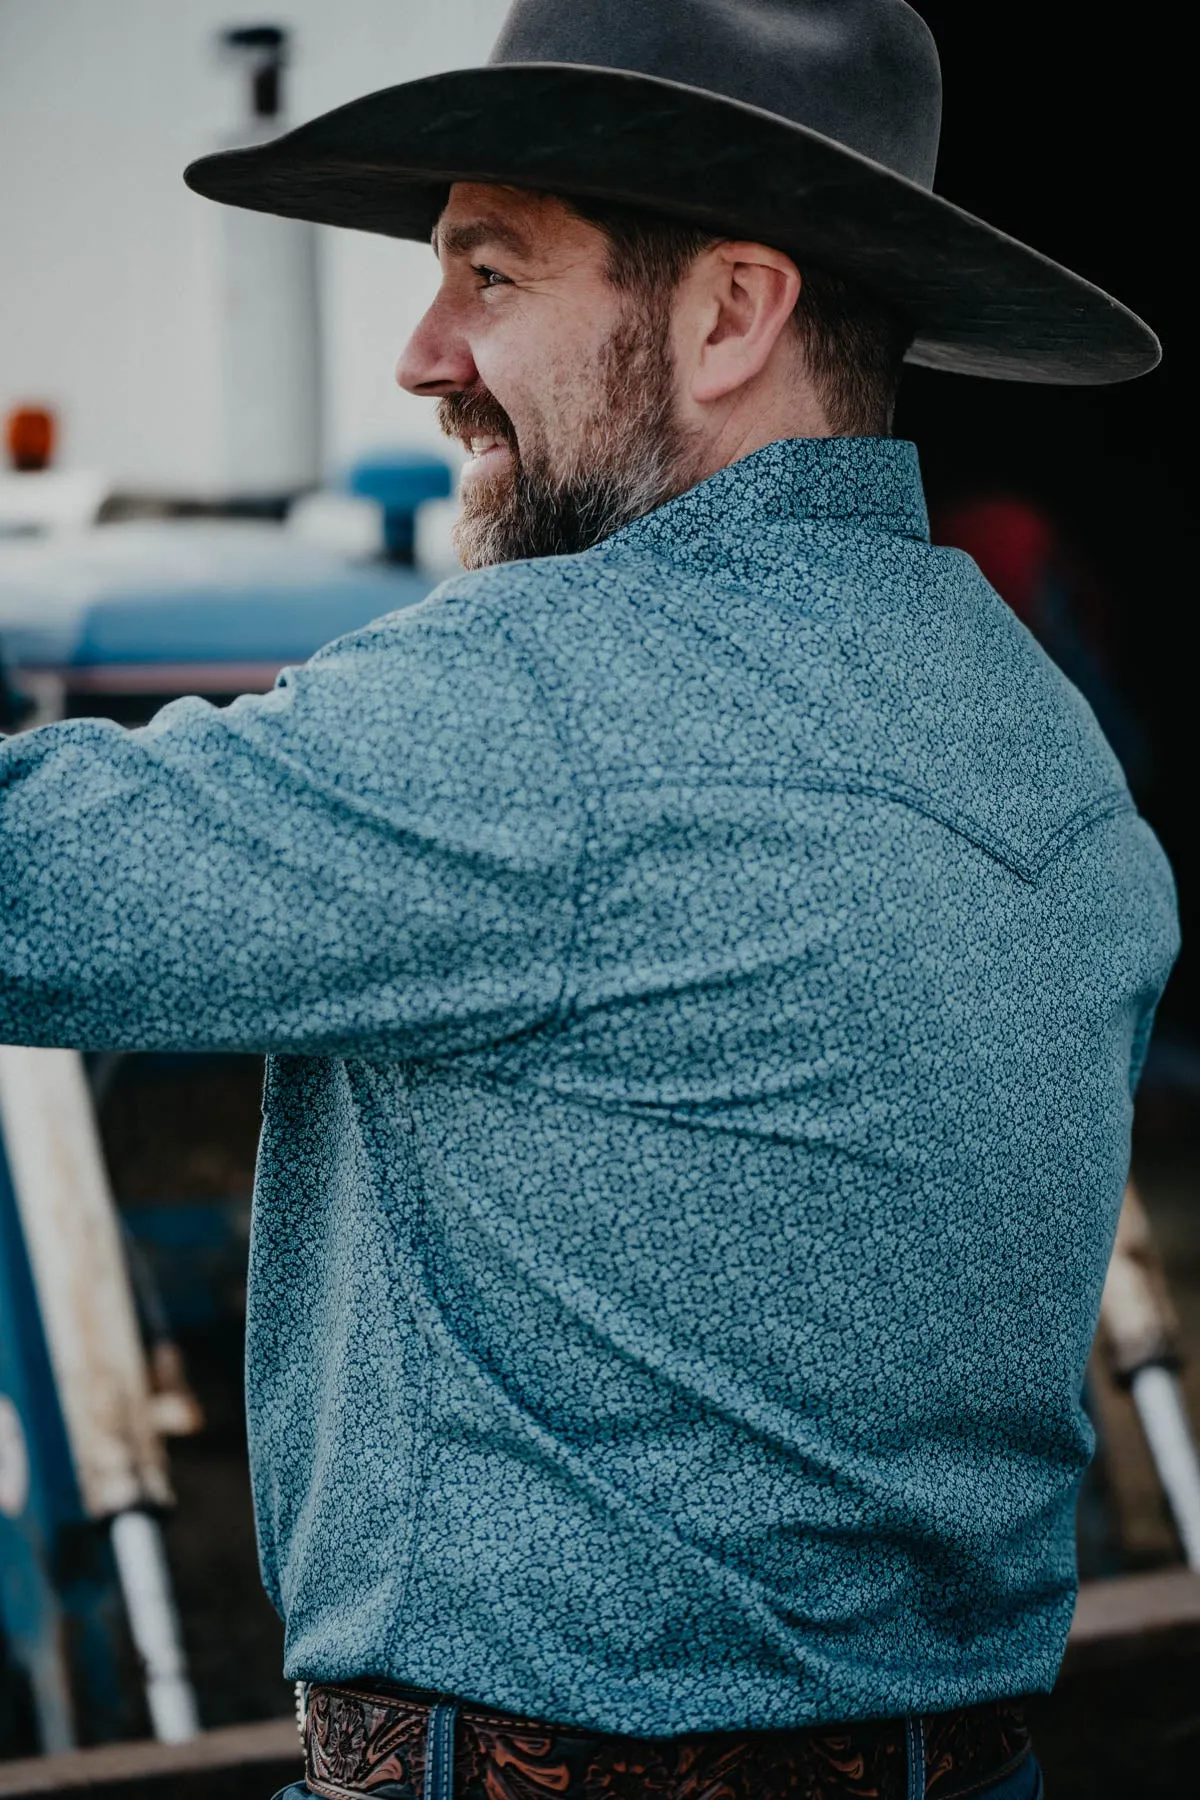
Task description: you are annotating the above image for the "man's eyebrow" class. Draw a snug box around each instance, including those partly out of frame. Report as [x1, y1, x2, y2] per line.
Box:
[433, 218, 534, 261]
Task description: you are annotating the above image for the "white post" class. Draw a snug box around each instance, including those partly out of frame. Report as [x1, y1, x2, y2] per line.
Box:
[110, 1509, 201, 1743]
[0, 1047, 171, 1517]
[1101, 1180, 1200, 1571]
[1129, 1365, 1200, 1571]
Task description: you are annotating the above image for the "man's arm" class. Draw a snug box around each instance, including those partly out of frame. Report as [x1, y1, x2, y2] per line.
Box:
[0, 593, 581, 1057]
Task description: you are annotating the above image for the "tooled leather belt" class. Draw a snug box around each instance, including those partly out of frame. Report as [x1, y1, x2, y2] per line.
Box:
[300, 1678, 1033, 1799]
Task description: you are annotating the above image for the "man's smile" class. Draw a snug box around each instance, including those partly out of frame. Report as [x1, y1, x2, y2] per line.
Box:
[460, 433, 515, 482]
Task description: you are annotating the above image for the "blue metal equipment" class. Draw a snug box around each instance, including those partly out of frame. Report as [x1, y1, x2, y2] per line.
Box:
[0, 451, 452, 718]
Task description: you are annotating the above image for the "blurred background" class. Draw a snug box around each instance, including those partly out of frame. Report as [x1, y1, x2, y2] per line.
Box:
[0, 4, 1195, 1797]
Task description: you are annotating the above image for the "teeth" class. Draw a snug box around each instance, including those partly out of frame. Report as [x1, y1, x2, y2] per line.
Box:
[468, 435, 503, 455]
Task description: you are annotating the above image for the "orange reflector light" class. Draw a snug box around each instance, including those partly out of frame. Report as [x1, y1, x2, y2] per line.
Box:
[5, 406, 57, 472]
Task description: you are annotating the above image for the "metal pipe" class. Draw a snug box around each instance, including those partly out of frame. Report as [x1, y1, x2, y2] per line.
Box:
[110, 1508, 200, 1743]
[1128, 1365, 1200, 1571]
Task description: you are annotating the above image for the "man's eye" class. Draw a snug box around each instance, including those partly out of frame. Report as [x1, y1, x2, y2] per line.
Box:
[473, 265, 510, 288]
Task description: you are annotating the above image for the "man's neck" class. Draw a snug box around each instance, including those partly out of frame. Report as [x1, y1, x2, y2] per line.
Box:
[688, 385, 835, 486]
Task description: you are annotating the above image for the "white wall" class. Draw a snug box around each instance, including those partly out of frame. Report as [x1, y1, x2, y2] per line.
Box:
[0, 0, 509, 491]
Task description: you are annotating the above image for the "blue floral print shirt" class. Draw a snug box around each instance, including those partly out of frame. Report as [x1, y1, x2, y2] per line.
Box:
[0, 439, 1178, 1733]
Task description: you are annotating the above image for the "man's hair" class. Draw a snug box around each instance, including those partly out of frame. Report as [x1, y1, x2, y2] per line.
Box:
[565, 196, 913, 438]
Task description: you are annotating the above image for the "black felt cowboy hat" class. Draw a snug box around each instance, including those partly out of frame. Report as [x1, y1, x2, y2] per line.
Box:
[184, 0, 1158, 385]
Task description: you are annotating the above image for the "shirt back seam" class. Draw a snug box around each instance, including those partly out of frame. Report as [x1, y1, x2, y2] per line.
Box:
[586, 765, 1133, 885]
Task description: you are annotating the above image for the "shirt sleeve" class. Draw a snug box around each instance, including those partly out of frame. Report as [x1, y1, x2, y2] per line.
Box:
[0, 589, 582, 1058]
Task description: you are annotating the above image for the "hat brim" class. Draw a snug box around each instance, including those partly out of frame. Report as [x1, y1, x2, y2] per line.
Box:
[184, 63, 1159, 385]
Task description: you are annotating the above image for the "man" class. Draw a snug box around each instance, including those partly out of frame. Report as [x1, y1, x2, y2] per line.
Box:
[1, 3, 1178, 1797]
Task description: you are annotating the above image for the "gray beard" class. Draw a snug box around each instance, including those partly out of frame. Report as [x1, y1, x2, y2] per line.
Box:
[444, 304, 699, 570]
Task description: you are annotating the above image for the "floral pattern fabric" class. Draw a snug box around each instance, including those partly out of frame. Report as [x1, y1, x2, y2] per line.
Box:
[0, 439, 1178, 1735]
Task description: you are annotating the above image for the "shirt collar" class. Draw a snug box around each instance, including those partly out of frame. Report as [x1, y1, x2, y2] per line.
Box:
[609, 436, 930, 559]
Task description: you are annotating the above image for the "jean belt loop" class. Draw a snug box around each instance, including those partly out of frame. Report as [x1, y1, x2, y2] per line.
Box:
[422, 1701, 461, 1800]
[904, 1713, 925, 1800]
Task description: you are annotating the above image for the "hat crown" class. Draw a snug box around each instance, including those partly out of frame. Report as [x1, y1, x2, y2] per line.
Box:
[490, 0, 942, 189]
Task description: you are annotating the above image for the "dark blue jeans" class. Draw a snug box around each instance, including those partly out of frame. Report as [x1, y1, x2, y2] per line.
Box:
[271, 1747, 1044, 1800]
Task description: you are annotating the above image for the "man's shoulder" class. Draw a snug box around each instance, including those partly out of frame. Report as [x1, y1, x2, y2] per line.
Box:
[305, 559, 578, 678]
[426, 543, 643, 623]
[323, 548, 665, 709]
[283, 561, 607, 761]
[322, 550, 626, 668]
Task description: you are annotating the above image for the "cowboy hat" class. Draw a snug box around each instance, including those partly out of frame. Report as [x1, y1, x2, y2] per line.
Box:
[184, 0, 1158, 385]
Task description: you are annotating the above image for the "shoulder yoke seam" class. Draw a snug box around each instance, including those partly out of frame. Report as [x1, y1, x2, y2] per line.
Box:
[592, 764, 1133, 885]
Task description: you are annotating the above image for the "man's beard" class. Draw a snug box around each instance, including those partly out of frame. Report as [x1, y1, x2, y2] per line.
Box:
[438, 299, 700, 570]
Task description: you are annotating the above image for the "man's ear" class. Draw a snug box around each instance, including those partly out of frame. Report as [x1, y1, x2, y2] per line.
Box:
[685, 242, 802, 406]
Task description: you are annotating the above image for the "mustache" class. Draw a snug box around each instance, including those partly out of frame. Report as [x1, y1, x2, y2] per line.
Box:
[436, 388, 518, 450]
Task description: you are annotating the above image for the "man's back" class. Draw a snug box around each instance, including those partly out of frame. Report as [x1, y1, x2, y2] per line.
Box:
[228, 440, 1175, 1729]
[1, 442, 1175, 1731]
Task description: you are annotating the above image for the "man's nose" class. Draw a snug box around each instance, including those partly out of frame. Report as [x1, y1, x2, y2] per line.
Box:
[395, 299, 477, 396]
